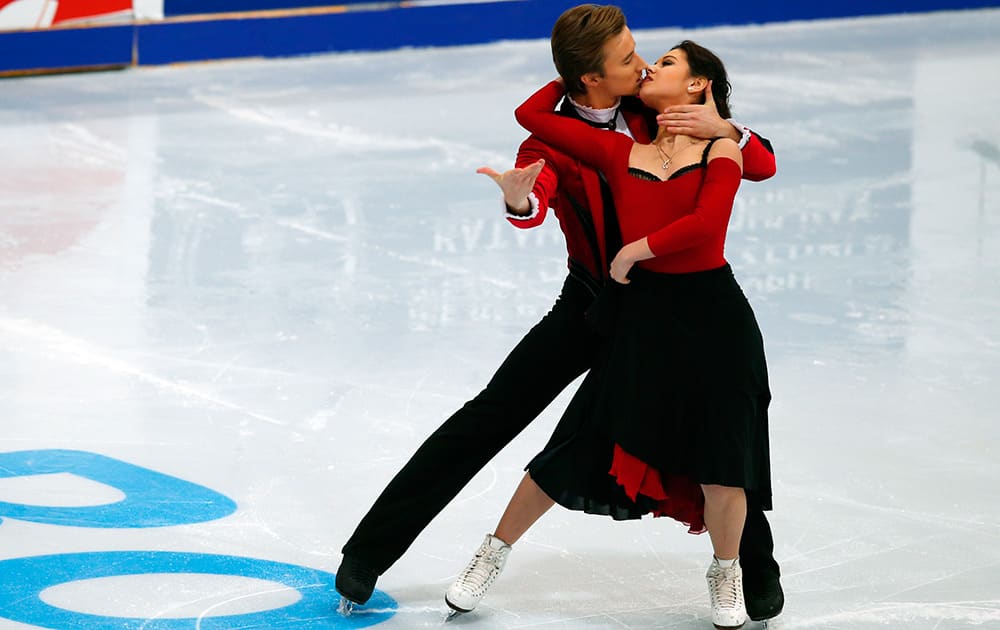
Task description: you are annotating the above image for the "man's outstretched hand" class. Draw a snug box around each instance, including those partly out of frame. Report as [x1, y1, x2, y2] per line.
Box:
[477, 159, 545, 215]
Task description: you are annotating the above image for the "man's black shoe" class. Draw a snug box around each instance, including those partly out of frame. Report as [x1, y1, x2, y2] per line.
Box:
[335, 555, 378, 605]
[744, 570, 784, 621]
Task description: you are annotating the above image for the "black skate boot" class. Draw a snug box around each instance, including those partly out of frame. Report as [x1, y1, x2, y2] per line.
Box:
[335, 555, 378, 606]
[744, 568, 784, 621]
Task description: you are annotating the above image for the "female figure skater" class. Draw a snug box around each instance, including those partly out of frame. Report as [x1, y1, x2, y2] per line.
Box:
[448, 41, 772, 629]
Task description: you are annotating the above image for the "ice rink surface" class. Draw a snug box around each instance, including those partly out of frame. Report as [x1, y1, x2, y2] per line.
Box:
[2, 7, 999, 629]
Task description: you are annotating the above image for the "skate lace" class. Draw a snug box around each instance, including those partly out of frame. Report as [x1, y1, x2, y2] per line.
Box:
[707, 565, 741, 610]
[454, 547, 503, 595]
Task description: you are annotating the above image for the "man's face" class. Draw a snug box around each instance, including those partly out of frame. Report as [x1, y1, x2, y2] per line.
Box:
[594, 27, 648, 98]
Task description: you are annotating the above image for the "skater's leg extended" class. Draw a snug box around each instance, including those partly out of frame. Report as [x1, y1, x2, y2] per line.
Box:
[336, 278, 595, 605]
[494, 473, 555, 546]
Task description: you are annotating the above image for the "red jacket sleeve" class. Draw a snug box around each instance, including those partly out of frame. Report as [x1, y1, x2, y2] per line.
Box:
[514, 81, 628, 175]
[505, 135, 560, 229]
[646, 157, 742, 256]
[739, 130, 776, 182]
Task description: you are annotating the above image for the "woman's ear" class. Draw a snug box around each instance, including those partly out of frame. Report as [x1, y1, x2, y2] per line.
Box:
[686, 76, 708, 94]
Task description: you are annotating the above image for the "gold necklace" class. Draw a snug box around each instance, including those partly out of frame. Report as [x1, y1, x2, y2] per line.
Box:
[654, 142, 673, 170]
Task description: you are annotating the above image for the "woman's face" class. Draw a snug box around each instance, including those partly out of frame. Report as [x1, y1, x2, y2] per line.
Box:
[639, 47, 695, 106]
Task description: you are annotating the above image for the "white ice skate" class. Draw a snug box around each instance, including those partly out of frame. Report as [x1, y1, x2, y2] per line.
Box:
[706, 556, 748, 629]
[444, 533, 511, 614]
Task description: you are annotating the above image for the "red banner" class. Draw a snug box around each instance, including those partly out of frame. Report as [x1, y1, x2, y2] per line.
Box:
[1, 0, 133, 31]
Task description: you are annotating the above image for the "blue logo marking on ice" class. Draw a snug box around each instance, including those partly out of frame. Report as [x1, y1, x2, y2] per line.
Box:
[0, 449, 237, 527]
[0, 551, 397, 628]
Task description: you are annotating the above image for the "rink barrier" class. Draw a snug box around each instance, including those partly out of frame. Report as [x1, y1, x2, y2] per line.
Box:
[0, 23, 133, 75]
[2, 0, 999, 75]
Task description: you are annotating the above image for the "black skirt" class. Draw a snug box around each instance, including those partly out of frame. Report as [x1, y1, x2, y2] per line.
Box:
[527, 264, 772, 522]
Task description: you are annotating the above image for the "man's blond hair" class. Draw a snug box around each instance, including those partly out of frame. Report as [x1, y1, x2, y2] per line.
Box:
[551, 4, 627, 95]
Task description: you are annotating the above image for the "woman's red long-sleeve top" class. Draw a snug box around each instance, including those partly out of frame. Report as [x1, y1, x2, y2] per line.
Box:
[514, 81, 743, 274]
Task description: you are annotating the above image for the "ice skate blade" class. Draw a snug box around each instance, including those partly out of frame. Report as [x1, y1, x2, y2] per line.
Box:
[713, 622, 745, 630]
[748, 614, 780, 629]
[337, 597, 357, 616]
[444, 608, 466, 622]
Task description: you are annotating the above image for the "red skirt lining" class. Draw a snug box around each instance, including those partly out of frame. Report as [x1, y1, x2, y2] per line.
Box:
[608, 443, 707, 534]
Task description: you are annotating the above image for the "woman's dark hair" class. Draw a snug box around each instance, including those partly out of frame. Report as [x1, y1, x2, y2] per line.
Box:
[672, 40, 732, 119]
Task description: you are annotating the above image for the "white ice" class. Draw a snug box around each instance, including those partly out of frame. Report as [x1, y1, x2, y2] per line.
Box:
[1, 8, 999, 629]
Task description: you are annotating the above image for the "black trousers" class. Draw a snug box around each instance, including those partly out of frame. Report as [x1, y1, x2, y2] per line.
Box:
[341, 274, 779, 580]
